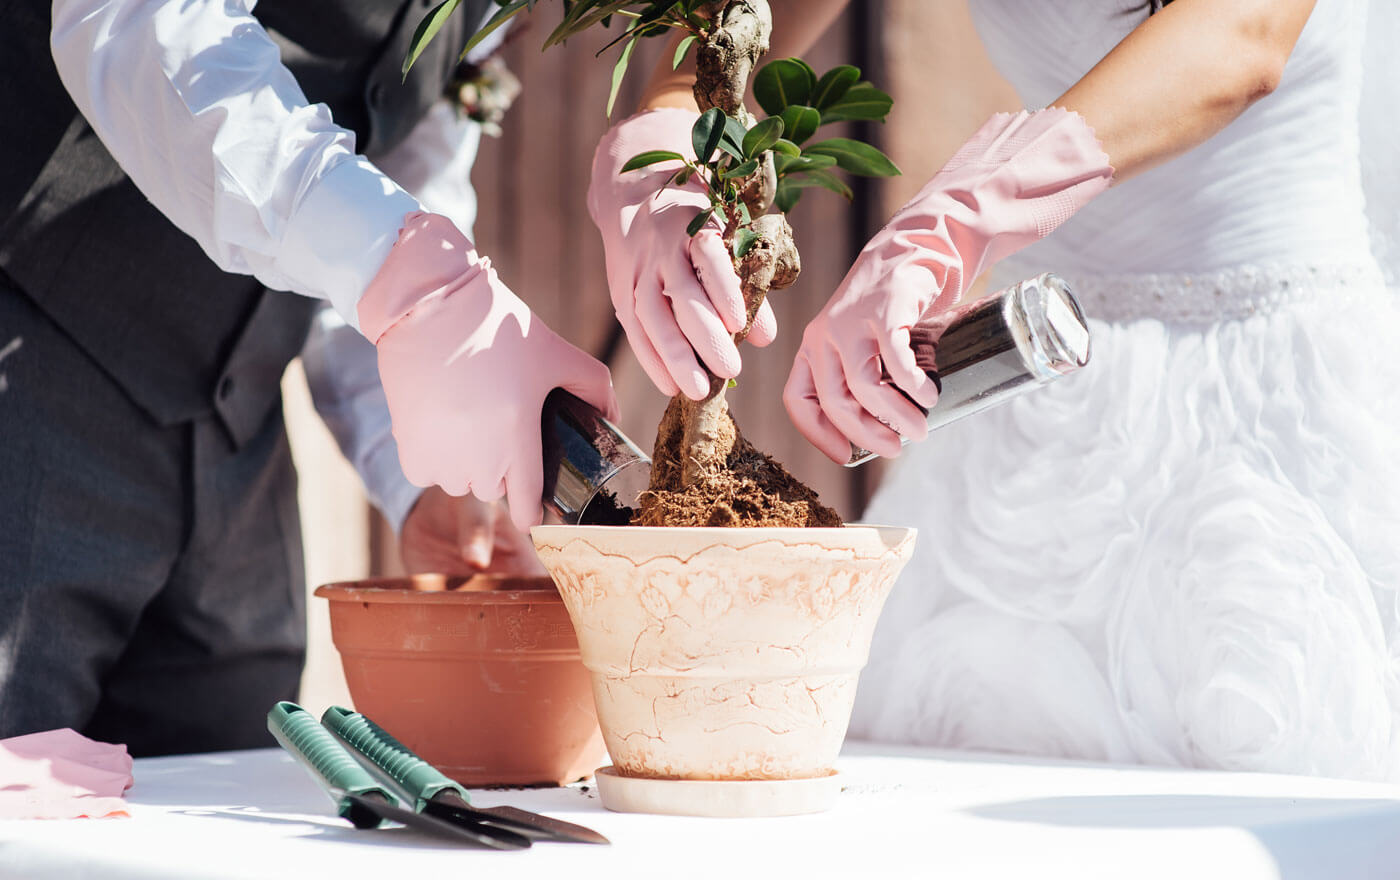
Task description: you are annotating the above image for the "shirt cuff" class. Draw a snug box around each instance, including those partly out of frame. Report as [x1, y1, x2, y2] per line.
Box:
[276, 154, 423, 333]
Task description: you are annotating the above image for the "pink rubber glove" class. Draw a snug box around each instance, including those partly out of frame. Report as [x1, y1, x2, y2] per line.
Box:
[0, 729, 133, 819]
[588, 108, 778, 400]
[784, 109, 1113, 462]
[360, 212, 619, 531]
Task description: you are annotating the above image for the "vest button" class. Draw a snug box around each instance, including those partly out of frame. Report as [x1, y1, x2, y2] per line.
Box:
[369, 82, 385, 108]
[218, 375, 236, 401]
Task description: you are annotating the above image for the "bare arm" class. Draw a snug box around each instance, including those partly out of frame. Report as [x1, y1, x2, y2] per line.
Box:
[637, 0, 851, 111]
[1055, 0, 1316, 183]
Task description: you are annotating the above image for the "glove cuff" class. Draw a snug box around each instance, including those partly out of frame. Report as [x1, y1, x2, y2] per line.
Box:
[587, 107, 702, 222]
[357, 211, 492, 343]
[905, 107, 1113, 303]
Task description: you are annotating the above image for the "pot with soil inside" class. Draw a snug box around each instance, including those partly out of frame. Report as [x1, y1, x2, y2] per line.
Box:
[411, 0, 915, 815]
[531, 524, 913, 815]
[315, 574, 606, 787]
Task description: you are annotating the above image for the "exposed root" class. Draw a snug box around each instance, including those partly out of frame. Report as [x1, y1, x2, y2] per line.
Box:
[634, 411, 840, 528]
[636, 0, 840, 529]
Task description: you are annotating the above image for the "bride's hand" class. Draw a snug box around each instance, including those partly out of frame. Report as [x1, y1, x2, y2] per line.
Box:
[784, 110, 1113, 464]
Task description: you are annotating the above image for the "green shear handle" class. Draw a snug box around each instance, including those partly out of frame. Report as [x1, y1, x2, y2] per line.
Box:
[266, 701, 398, 829]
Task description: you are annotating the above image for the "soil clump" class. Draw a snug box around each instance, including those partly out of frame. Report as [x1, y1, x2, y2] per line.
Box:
[633, 396, 841, 528]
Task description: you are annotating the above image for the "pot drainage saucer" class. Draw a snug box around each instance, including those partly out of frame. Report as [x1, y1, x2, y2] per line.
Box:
[593, 767, 841, 817]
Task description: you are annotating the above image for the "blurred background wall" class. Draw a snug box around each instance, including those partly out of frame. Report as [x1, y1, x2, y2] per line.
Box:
[288, 0, 1017, 710]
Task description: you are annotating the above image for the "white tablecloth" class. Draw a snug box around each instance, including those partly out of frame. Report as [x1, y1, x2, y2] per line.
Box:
[3, 741, 1400, 880]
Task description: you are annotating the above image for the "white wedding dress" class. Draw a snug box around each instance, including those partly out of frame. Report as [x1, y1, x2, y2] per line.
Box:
[851, 0, 1400, 781]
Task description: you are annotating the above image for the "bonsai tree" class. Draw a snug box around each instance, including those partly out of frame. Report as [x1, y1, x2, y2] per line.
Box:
[408, 0, 898, 527]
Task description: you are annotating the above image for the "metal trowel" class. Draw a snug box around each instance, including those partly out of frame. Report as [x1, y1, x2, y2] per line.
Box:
[540, 388, 651, 525]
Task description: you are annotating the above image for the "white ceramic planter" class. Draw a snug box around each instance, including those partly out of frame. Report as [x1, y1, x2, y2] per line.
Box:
[530, 525, 915, 783]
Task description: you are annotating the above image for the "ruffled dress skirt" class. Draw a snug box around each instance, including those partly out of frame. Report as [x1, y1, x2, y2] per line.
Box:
[850, 263, 1400, 782]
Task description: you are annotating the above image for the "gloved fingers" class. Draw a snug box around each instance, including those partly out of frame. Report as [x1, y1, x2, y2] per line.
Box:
[811, 341, 904, 460]
[746, 298, 778, 348]
[879, 325, 940, 410]
[472, 473, 507, 504]
[844, 345, 930, 444]
[664, 266, 742, 379]
[635, 280, 711, 400]
[403, 438, 472, 498]
[618, 310, 681, 398]
[783, 353, 856, 464]
[397, 453, 434, 491]
[504, 428, 545, 533]
[553, 341, 622, 422]
[688, 230, 746, 333]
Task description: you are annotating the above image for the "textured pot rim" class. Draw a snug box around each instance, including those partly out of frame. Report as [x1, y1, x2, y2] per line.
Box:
[529, 523, 916, 558]
[531, 523, 910, 535]
[314, 573, 563, 605]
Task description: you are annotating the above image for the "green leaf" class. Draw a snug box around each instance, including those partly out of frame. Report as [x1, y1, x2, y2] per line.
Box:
[672, 33, 698, 69]
[817, 84, 894, 123]
[732, 227, 759, 258]
[717, 114, 747, 161]
[593, 4, 674, 57]
[620, 150, 685, 172]
[685, 208, 713, 237]
[404, 0, 463, 79]
[722, 158, 758, 179]
[453, 0, 530, 65]
[775, 179, 803, 213]
[673, 167, 694, 185]
[770, 138, 802, 157]
[803, 138, 901, 177]
[773, 152, 836, 176]
[777, 105, 821, 145]
[726, 377, 738, 388]
[741, 116, 785, 159]
[691, 107, 726, 164]
[545, 0, 637, 49]
[752, 58, 817, 116]
[737, 200, 751, 225]
[605, 35, 640, 118]
[812, 65, 861, 110]
[785, 168, 854, 200]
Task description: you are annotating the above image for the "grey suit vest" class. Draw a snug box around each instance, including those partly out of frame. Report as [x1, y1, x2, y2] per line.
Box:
[0, 0, 486, 446]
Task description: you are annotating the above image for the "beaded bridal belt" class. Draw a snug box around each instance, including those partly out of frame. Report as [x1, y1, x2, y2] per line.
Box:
[1044, 263, 1391, 324]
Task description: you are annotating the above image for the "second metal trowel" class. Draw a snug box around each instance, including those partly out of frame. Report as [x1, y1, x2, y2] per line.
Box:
[540, 388, 651, 525]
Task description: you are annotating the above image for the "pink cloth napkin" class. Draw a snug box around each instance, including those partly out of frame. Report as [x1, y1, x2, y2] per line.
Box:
[0, 729, 134, 819]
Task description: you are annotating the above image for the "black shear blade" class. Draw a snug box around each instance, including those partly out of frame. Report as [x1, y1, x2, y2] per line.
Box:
[345, 794, 531, 850]
[425, 800, 610, 845]
[476, 805, 611, 845]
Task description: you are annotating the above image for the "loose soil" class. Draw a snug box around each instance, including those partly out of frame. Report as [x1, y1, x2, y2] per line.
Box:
[633, 397, 841, 528]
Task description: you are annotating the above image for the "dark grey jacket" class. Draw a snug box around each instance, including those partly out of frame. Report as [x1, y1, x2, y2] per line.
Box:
[0, 0, 486, 444]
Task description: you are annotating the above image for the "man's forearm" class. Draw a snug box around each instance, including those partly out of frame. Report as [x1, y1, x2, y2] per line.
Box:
[50, 0, 420, 331]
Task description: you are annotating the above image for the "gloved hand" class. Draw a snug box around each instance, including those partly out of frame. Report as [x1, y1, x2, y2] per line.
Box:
[359, 212, 619, 531]
[784, 108, 1113, 463]
[588, 108, 777, 400]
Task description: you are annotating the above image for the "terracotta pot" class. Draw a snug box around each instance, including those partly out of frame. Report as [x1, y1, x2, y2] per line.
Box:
[530, 525, 916, 781]
[314, 574, 606, 787]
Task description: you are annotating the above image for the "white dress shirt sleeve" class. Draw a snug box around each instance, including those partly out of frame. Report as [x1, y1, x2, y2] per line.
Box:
[302, 102, 487, 530]
[301, 305, 423, 530]
[49, 0, 421, 332]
